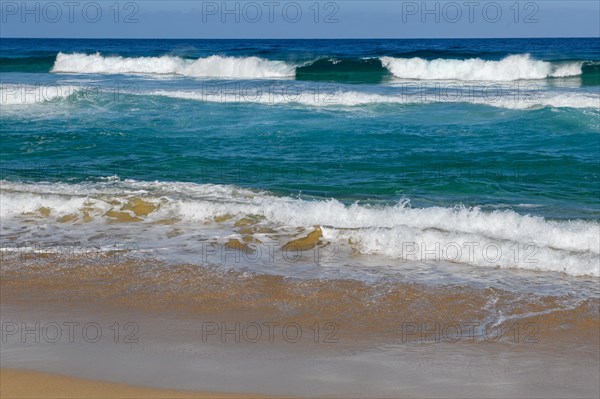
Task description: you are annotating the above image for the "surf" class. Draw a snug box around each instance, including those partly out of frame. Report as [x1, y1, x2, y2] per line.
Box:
[2, 180, 598, 277]
[51, 52, 296, 79]
[380, 54, 583, 81]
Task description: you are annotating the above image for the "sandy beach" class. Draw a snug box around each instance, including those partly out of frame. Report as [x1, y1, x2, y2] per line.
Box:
[0, 369, 274, 398]
[1, 256, 599, 398]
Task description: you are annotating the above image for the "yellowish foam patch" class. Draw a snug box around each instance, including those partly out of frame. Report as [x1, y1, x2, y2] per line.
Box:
[214, 214, 234, 223]
[225, 239, 255, 253]
[282, 227, 323, 251]
[233, 215, 265, 228]
[121, 198, 156, 217]
[105, 210, 143, 223]
[23, 207, 52, 217]
[57, 214, 79, 223]
[82, 212, 93, 223]
[234, 218, 255, 227]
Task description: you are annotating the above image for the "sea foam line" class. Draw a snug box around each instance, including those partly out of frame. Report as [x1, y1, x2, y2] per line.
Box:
[1, 180, 598, 277]
[147, 88, 600, 110]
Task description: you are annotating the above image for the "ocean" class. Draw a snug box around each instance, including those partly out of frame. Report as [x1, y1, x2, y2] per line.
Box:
[1, 38, 599, 291]
[1, 37, 600, 397]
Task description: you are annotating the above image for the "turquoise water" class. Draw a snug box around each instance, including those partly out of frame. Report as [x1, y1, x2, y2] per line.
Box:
[1, 38, 599, 281]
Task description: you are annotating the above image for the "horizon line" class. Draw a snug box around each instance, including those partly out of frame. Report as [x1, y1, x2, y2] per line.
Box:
[2, 36, 599, 40]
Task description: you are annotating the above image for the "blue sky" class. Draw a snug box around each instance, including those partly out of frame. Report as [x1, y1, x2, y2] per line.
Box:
[1, 1, 599, 38]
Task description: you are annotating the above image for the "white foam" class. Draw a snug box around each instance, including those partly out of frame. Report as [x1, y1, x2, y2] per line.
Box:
[51, 52, 295, 79]
[148, 88, 384, 106]
[380, 54, 582, 81]
[1, 180, 598, 277]
[552, 62, 585, 78]
[148, 88, 600, 110]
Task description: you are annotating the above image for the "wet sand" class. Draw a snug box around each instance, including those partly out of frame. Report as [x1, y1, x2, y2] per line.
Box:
[2, 258, 598, 347]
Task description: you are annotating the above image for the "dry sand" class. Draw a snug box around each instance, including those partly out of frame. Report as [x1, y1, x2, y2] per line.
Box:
[0, 369, 275, 399]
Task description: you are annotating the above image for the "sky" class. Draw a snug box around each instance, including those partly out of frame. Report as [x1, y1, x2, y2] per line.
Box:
[1, 1, 599, 38]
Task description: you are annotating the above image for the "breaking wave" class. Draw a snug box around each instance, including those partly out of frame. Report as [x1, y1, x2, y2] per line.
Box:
[1, 180, 598, 277]
[380, 54, 583, 81]
[51, 52, 296, 79]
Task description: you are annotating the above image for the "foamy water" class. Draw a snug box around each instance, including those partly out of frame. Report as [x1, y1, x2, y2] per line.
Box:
[146, 88, 600, 109]
[2, 180, 598, 278]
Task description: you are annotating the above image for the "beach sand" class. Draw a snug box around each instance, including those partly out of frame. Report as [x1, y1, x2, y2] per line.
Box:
[1, 258, 598, 398]
[0, 369, 274, 399]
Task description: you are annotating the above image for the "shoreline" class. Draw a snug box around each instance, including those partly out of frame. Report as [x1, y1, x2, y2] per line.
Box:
[2, 258, 598, 348]
[1, 259, 599, 398]
[0, 369, 275, 399]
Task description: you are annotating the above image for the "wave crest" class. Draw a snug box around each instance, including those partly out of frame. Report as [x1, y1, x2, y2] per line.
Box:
[51, 52, 296, 79]
[380, 54, 582, 81]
